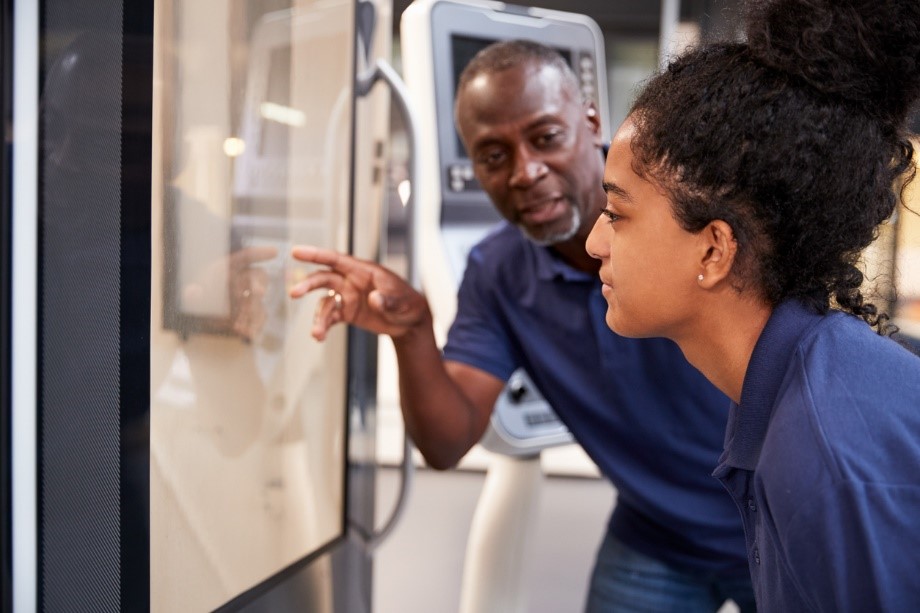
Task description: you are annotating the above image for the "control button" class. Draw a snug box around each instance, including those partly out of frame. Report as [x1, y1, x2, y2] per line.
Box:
[448, 164, 474, 192]
[578, 53, 597, 103]
[508, 379, 527, 403]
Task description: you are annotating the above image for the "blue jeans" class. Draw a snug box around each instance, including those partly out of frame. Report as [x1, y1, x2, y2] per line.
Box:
[585, 530, 757, 613]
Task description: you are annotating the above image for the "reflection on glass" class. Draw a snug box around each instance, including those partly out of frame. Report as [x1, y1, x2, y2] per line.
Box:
[150, 1, 354, 611]
[894, 139, 920, 338]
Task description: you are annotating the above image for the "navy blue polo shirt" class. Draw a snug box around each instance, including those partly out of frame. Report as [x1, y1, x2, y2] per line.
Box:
[443, 222, 748, 575]
[713, 301, 920, 611]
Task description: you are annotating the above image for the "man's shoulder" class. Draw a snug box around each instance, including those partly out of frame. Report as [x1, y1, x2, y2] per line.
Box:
[466, 222, 536, 275]
[459, 223, 562, 309]
[471, 222, 527, 256]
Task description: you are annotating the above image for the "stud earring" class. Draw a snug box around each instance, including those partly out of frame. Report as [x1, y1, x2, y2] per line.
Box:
[697, 274, 704, 282]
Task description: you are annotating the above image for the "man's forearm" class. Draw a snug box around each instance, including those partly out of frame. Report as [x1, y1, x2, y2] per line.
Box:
[392, 324, 483, 469]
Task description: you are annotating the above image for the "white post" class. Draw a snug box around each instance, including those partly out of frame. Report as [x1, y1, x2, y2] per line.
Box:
[659, 0, 681, 69]
[458, 454, 544, 613]
[12, 0, 40, 610]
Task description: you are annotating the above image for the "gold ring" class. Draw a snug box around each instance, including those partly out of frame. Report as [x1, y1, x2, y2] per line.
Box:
[328, 289, 343, 309]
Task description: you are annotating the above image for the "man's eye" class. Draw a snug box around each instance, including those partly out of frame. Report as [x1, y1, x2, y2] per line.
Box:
[476, 151, 506, 167]
[536, 131, 563, 147]
[599, 208, 621, 224]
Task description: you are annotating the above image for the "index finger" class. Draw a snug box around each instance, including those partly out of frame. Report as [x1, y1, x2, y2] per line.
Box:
[291, 245, 365, 274]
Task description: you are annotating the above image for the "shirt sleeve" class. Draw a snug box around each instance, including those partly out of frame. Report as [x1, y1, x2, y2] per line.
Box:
[441, 247, 518, 382]
[779, 479, 920, 612]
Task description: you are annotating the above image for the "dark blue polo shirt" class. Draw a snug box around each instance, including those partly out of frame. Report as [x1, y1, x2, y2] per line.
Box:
[713, 301, 920, 611]
[443, 222, 748, 575]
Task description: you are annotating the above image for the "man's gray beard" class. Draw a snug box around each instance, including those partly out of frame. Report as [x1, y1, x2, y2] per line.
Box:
[521, 206, 581, 246]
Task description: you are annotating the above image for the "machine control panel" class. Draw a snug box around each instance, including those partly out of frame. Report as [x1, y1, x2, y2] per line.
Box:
[482, 369, 571, 456]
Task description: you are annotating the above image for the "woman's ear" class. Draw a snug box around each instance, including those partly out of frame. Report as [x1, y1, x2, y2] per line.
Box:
[697, 220, 737, 288]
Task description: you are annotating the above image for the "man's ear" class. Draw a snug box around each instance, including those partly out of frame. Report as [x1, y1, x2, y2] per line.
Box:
[697, 220, 738, 288]
[585, 102, 603, 145]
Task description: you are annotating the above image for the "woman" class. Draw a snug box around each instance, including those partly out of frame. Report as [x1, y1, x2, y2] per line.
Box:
[585, 0, 920, 610]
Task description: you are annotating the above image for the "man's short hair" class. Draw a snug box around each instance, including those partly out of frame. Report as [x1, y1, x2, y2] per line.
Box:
[456, 39, 581, 101]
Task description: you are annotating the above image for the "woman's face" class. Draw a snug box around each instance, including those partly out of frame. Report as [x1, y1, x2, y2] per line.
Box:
[585, 117, 704, 339]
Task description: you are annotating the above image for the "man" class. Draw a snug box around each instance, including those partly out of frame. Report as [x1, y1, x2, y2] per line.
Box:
[290, 40, 755, 611]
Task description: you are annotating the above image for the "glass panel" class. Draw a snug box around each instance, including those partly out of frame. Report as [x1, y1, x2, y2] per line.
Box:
[893, 137, 920, 339]
[149, 1, 355, 611]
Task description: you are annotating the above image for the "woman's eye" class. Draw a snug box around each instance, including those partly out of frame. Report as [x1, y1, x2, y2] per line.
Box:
[599, 208, 621, 224]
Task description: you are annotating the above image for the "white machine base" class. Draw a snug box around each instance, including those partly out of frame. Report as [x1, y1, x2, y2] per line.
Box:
[459, 453, 542, 613]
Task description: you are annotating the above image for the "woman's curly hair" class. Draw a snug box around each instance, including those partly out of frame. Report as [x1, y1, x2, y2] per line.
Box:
[629, 0, 920, 333]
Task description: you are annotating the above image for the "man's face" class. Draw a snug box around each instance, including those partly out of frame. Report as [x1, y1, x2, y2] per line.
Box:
[455, 61, 604, 246]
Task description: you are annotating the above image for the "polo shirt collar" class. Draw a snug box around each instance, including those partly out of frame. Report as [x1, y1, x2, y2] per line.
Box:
[531, 241, 596, 283]
[721, 300, 823, 471]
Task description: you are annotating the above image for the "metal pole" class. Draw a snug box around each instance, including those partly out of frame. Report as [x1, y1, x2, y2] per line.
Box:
[659, 0, 681, 70]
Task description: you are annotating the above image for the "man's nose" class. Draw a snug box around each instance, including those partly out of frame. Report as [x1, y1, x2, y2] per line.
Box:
[509, 153, 548, 188]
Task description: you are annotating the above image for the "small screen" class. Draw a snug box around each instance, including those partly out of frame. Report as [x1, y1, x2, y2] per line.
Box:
[450, 34, 572, 157]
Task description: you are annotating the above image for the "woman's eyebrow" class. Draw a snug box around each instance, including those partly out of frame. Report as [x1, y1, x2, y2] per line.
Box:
[602, 181, 633, 204]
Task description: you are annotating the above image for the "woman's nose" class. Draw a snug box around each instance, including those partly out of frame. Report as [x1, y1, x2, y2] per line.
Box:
[585, 215, 607, 259]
